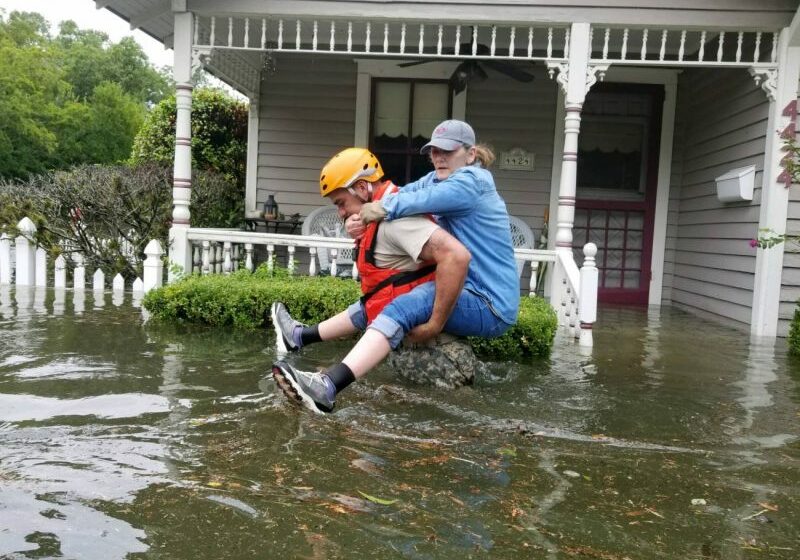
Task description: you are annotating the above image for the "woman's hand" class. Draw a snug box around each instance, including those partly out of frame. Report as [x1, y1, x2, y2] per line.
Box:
[360, 201, 387, 224]
[345, 214, 365, 240]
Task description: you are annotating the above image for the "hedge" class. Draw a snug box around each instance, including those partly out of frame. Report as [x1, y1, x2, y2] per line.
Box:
[789, 306, 800, 355]
[143, 266, 558, 358]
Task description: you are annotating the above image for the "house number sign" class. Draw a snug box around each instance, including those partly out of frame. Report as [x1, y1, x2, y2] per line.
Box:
[499, 148, 535, 171]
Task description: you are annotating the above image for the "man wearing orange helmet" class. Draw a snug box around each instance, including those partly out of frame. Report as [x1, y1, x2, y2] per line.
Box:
[271, 147, 472, 413]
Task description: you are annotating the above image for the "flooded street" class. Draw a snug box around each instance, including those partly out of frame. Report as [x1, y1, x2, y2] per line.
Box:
[1, 286, 798, 559]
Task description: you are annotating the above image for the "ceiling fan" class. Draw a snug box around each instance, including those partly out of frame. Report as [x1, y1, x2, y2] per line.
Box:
[398, 42, 535, 94]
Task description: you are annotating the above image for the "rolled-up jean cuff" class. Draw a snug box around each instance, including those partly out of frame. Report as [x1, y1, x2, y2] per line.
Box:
[367, 315, 405, 349]
[347, 301, 368, 331]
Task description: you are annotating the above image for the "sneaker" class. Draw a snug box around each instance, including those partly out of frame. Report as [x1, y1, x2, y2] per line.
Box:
[272, 361, 335, 414]
[270, 302, 304, 354]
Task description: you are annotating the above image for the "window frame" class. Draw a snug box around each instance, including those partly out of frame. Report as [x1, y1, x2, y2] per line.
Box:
[353, 59, 467, 148]
[368, 77, 453, 185]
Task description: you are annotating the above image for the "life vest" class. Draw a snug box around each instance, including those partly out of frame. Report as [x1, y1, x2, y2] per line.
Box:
[357, 182, 437, 323]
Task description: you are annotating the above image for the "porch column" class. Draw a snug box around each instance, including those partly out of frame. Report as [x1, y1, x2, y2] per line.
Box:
[750, 27, 800, 336]
[245, 98, 260, 218]
[168, 7, 194, 282]
[552, 25, 591, 257]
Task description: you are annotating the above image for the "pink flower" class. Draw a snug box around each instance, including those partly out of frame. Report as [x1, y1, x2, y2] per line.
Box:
[749, 239, 759, 248]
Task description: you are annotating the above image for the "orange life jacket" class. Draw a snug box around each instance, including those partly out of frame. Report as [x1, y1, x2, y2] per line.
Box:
[357, 182, 437, 323]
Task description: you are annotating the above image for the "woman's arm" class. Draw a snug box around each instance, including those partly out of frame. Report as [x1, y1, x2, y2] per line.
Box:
[382, 168, 482, 220]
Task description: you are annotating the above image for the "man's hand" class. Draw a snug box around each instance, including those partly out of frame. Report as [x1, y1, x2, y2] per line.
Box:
[360, 201, 387, 224]
[345, 214, 365, 240]
[405, 320, 444, 344]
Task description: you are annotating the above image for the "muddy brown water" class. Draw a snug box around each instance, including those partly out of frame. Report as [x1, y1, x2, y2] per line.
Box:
[1, 286, 798, 559]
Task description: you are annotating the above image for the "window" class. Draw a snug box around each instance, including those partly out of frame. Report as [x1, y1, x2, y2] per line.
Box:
[370, 79, 451, 184]
[576, 90, 654, 202]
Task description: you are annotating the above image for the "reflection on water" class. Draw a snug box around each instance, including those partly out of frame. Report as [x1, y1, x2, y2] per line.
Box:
[1, 289, 799, 559]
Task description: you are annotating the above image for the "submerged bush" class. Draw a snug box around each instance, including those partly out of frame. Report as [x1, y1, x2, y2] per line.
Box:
[143, 268, 557, 359]
[468, 296, 557, 359]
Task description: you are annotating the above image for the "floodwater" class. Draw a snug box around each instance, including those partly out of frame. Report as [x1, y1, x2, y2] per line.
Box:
[1, 286, 799, 560]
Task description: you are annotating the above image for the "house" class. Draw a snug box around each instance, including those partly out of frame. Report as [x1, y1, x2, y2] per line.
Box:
[96, 0, 800, 337]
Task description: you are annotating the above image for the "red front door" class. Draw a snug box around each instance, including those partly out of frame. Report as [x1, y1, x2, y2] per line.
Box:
[572, 84, 664, 305]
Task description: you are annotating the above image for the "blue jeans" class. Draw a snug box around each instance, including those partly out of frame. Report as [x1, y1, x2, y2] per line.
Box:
[347, 281, 512, 349]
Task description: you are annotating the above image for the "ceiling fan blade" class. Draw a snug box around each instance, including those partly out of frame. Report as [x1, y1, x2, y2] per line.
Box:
[397, 60, 432, 68]
[483, 60, 535, 82]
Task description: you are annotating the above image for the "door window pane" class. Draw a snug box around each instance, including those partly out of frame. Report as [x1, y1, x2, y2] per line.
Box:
[576, 91, 654, 202]
[373, 82, 410, 152]
[371, 79, 450, 184]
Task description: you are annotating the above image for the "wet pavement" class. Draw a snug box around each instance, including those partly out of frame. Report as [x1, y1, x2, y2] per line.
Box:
[1, 286, 798, 559]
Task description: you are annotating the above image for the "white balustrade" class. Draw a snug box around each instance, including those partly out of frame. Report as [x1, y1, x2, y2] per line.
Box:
[0, 216, 588, 343]
[195, 17, 570, 62]
[588, 27, 779, 69]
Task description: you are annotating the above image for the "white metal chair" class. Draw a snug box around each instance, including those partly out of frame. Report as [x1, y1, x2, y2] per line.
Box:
[302, 205, 355, 274]
[508, 215, 536, 278]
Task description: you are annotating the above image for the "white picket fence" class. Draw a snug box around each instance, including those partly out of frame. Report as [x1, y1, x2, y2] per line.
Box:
[0, 217, 165, 295]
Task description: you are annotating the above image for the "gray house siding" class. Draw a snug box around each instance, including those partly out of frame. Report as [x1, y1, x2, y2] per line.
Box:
[779, 185, 800, 336]
[256, 55, 357, 217]
[466, 67, 557, 237]
[256, 56, 556, 229]
[662, 68, 768, 326]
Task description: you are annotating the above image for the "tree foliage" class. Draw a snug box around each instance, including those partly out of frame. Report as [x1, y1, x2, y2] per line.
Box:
[0, 10, 171, 179]
[0, 163, 239, 280]
[131, 88, 248, 228]
[130, 88, 248, 181]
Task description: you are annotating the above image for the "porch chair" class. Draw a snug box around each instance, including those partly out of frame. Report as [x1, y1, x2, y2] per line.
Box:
[301, 205, 355, 275]
[508, 215, 536, 278]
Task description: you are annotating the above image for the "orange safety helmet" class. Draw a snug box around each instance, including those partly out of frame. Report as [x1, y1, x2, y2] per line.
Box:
[319, 148, 384, 197]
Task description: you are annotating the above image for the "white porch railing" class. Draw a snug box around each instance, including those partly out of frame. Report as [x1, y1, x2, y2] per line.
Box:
[1, 218, 599, 346]
[193, 17, 570, 62]
[182, 228, 598, 345]
[589, 27, 779, 67]
[554, 244, 598, 348]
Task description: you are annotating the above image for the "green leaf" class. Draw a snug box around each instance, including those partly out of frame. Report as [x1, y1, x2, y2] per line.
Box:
[357, 491, 398, 506]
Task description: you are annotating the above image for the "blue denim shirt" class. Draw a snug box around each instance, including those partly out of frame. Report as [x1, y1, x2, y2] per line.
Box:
[380, 166, 520, 325]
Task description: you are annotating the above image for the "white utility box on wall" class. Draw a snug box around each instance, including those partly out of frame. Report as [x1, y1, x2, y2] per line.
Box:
[715, 165, 755, 203]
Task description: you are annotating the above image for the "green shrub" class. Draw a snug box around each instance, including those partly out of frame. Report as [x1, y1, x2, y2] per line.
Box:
[468, 296, 557, 359]
[143, 268, 558, 359]
[789, 305, 800, 355]
[143, 266, 361, 330]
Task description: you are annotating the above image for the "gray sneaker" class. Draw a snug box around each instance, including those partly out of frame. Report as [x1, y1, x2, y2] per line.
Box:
[272, 361, 335, 414]
[270, 302, 304, 354]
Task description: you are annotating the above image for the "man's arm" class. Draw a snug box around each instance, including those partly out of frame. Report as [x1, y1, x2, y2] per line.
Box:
[407, 229, 471, 343]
